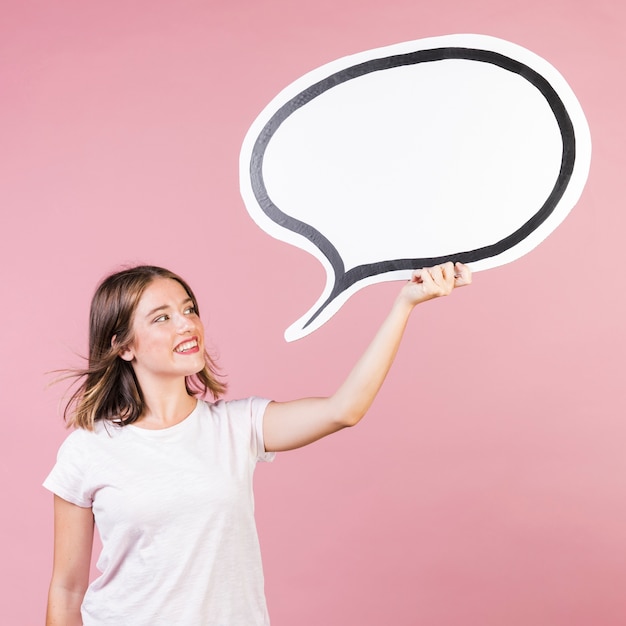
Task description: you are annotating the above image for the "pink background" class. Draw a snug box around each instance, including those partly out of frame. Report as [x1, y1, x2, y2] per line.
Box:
[2, 1, 625, 624]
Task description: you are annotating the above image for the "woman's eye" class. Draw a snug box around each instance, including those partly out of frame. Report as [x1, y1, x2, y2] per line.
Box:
[154, 315, 169, 323]
[184, 306, 197, 315]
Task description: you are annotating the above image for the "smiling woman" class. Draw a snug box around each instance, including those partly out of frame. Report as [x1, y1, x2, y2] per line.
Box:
[61, 266, 226, 431]
[43, 261, 471, 626]
[116, 277, 209, 425]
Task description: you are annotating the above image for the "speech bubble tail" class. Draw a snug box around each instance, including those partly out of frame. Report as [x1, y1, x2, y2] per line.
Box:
[283, 268, 422, 341]
[284, 295, 345, 342]
[283, 275, 345, 342]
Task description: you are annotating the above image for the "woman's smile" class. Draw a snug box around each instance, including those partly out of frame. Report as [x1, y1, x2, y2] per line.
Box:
[174, 338, 200, 354]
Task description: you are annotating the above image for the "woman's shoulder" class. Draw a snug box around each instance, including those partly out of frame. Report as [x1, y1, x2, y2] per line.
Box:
[58, 419, 125, 449]
[203, 396, 272, 416]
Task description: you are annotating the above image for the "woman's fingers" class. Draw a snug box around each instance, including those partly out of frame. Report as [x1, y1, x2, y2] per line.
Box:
[427, 262, 455, 296]
[402, 262, 471, 306]
[453, 262, 473, 287]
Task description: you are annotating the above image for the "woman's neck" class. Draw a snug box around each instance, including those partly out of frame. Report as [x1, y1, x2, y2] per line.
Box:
[134, 376, 198, 429]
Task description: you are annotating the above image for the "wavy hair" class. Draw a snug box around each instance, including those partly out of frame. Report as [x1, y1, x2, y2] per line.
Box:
[63, 265, 226, 430]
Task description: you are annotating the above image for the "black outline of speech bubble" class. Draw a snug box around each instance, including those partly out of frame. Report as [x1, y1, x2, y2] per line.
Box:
[248, 47, 575, 329]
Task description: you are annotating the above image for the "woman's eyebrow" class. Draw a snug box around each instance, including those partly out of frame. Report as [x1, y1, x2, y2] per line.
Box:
[145, 298, 193, 318]
[145, 305, 170, 318]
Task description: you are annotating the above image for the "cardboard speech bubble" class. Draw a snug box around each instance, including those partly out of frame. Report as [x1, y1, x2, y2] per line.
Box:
[240, 34, 591, 341]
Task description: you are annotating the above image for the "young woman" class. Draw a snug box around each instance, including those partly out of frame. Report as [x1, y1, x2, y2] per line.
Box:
[44, 261, 471, 626]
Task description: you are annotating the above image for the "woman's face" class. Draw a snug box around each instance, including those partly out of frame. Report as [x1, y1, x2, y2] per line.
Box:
[119, 277, 206, 384]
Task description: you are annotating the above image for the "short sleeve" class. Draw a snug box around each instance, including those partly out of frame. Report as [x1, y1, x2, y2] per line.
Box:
[219, 396, 275, 463]
[42, 430, 94, 508]
[250, 396, 275, 463]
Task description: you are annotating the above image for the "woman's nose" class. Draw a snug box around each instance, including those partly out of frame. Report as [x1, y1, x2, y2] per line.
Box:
[175, 314, 194, 333]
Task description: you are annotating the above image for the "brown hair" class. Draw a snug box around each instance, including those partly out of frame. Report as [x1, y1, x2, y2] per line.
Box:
[63, 265, 226, 430]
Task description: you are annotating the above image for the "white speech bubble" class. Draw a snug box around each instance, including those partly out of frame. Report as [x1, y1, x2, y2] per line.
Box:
[240, 34, 591, 341]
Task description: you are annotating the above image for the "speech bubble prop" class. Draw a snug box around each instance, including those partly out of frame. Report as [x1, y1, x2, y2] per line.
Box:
[240, 34, 591, 341]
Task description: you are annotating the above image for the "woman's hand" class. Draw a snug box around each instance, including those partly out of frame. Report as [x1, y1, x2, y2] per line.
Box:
[398, 261, 472, 308]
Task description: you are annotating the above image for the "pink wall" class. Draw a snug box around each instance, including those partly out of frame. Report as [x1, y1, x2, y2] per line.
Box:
[2, 1, 625, 624]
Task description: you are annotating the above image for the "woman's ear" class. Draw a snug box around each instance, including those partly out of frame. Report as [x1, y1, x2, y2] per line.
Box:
[112, 335, 134, 362]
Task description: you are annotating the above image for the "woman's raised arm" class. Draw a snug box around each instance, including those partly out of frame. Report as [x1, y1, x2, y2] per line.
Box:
[263, 262, 472, 452]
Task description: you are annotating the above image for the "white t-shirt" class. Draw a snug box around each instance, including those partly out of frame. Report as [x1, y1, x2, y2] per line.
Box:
[43, 397, 275, 626]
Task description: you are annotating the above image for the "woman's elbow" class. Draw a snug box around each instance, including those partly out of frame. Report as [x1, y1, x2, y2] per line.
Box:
[335, 407, 367, 429]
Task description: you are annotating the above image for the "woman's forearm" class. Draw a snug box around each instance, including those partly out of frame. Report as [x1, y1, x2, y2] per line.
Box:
[46, 584, 85, 626]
